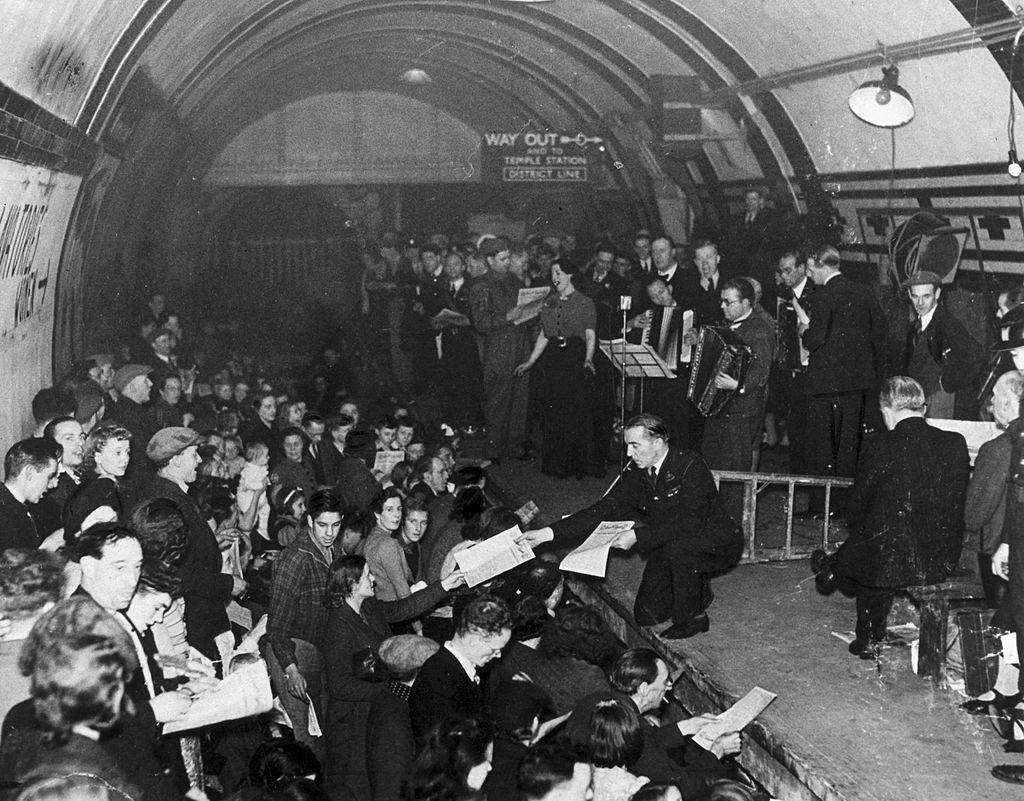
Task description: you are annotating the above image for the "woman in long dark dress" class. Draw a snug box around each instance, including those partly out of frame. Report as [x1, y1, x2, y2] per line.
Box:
[515, 260, 600, 479]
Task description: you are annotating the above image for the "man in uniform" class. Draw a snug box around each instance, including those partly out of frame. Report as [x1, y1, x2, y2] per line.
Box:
[900, 270, 980, 418]
[469, 237, 530, 461]
[521, 414, 742, 639]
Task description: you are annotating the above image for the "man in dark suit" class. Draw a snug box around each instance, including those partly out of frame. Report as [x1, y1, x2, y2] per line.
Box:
[564, 648, 738, 796]
[800, 244, 886, 515]
[0, 438, 60, 551]
[408, 593, 512, 741]
[692, 239, 728, 328]
[701, 279, 777, 513]
[649, 235, 698, 314]
[900, 270, 981, 419]
[436, 250, 485, 429]
[812, 376, 970, 658]
[731, 187, 778, 310]
[521, 414, 743, 639]
[773, 249, 816, 474]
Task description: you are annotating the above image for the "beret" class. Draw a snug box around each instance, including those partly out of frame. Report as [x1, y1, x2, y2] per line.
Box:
[901, 270, 942, 288]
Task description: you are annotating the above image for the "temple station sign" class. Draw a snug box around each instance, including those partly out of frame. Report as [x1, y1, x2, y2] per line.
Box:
[481, 132, 603, 183]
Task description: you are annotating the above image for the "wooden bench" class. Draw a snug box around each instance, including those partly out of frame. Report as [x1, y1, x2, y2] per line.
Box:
[904, 579, 986, 682]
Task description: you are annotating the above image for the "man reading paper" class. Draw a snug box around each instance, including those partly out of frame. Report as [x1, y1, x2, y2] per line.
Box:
[521, 414, 743, 639]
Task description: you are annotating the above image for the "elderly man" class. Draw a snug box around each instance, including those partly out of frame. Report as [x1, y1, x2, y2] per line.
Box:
[522, 414, 743, 639]
[469, 237, 531, 461]
[409, 454, 450, 502]
[0, 438, 61, 550]
[900, 271, 980, 419]
[812, 376, 970, 658]
[140, 427, 243, 662]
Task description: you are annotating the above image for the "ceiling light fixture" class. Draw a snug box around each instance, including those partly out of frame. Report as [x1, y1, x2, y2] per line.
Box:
[848, 64, 914, 128]
[399, 68, 432, 85]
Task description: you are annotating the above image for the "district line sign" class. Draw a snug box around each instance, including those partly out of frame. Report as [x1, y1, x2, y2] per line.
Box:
[481, 132, 604, 184]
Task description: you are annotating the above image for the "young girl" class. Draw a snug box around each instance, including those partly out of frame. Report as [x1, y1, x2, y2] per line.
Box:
[222, 435, 245, 478]
[238, 441, 271, 538]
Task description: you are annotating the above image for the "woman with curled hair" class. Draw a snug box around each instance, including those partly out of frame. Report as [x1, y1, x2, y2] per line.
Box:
[586, 699, 649, 801]
[64, 424, 133, 536]
[322, 554, 463, 801]
[402, 714, 494, 801]
[0, 596, 176, 801]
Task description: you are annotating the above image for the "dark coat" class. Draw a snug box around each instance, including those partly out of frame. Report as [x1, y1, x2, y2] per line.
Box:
[549, 447, 739, 557]
[139, 476, 233, 660]
[32, 471, 79, 538]
[317, 447, 379, 513]
[900, 305, 981, 395]
[409, 646, 482, 743]
[834, 416, 969, 587]
[965, 430, 1012, 555]
[64, 475, 125, 536]
[0, 483, 41, 551]
[801, 274, 886, 395]
[366, 684, 417, 801]
[322, 585, 448, 801]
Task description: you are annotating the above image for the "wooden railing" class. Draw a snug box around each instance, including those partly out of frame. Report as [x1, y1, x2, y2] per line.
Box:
[711, 471, 855, 563]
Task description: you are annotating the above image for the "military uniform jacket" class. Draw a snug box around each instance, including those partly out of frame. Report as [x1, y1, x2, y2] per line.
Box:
[549, 447, 740, 556]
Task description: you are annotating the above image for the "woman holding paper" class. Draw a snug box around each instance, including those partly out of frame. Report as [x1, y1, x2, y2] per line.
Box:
[514, 260, 602, 479]
[322, 555, 464, 801]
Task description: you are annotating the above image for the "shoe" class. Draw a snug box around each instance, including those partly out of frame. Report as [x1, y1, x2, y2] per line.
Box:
[996, 705, 1024, 748]
[848, 638, 881, 659]
[660, 613, 710, 639]
[961, 691, 1022, 715]
[810, 550, 837, 595]
[992, 764, 1024, 784]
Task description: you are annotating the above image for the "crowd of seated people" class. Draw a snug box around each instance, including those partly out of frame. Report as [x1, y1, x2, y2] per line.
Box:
[0, 272, 766, 801]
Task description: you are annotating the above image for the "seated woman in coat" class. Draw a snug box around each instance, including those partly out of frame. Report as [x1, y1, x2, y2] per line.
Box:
[321, 554, 464, 801]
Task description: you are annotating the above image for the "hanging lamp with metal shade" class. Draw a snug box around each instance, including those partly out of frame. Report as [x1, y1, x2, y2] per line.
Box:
[848, 64, 914, 127]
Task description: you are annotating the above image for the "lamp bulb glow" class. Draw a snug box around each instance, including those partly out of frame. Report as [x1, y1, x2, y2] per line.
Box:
[875, 88, 891, 106]
[1010, 161, 1022, 179]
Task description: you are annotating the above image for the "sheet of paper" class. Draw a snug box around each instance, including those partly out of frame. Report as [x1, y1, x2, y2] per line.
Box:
[515, 500, 540, 526]
[598, 340, 675, 378]
[558, 521, 635, 578]
[679, 309, 694, 364]
[927, 419, 999, 466]
[692, 687, 777, 750]
[226, 600, 253, 632]
[455, 527, 534, 587]
[163, 660, 274, 734]
[434, 308, 469, 326]
[306, 692, 322, 737]
[373, 448, 406, 476]
[514, 286, 551, 325]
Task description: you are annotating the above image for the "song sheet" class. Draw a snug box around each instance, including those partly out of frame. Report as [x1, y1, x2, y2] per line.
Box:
[514, 287, 551, 325]
[373, 448, 406, 476]
[455, 527, 535, 587]
[163, 660, 274, 733]
[598, 340, 675, 379]
[691, 687, 777, 751]
[558, 521, 635, 578]
[514, 500, 540, 527]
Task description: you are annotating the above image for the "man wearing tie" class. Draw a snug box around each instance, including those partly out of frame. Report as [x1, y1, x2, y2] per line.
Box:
[634, 230, 654, 274]
[650, 234, 698, 313]
[701, 279, 777, 513]
[774, 249, 815, 474]
[520, 414, 743, 639]
[900, 271, 980, 419]
[693, 238, 727, 327]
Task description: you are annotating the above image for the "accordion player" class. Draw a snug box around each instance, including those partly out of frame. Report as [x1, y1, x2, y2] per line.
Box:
[687, 326, 753, 417]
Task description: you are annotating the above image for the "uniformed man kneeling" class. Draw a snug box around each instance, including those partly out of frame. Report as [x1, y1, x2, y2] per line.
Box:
[520, 414, 743, 638]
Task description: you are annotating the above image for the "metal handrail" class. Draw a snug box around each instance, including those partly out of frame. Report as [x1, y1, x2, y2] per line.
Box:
[711, 470, 855, 562]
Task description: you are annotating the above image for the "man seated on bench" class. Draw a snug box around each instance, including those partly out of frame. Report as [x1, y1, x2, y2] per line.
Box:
[810, 376, 970, 659]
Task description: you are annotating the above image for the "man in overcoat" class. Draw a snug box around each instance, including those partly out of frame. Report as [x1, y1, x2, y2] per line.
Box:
[812, 376, 970, 657]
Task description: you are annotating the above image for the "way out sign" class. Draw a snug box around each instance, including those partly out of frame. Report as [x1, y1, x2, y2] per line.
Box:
[481, 131, 603, 183]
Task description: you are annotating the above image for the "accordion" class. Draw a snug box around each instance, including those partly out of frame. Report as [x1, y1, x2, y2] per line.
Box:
[687, 326, 752, 417]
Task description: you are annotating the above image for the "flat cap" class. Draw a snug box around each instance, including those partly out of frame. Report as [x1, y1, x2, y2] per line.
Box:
[112, 364, 152, 393]
[146, 426, 201, 462]
[479, 237, 509, 258]
[73, 383, 106, 424]
[901, 270, 943, 288]
[377, 634, 439, 675]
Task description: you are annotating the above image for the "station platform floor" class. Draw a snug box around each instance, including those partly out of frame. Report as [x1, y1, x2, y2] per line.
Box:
[485, 457, 1015, 801]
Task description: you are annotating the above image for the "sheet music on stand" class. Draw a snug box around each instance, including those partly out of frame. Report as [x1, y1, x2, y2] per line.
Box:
[599, 339, 675, 379]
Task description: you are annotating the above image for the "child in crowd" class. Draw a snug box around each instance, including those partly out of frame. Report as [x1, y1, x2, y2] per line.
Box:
[238, 441, 271, 537]
[223, 435, 245, 478]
